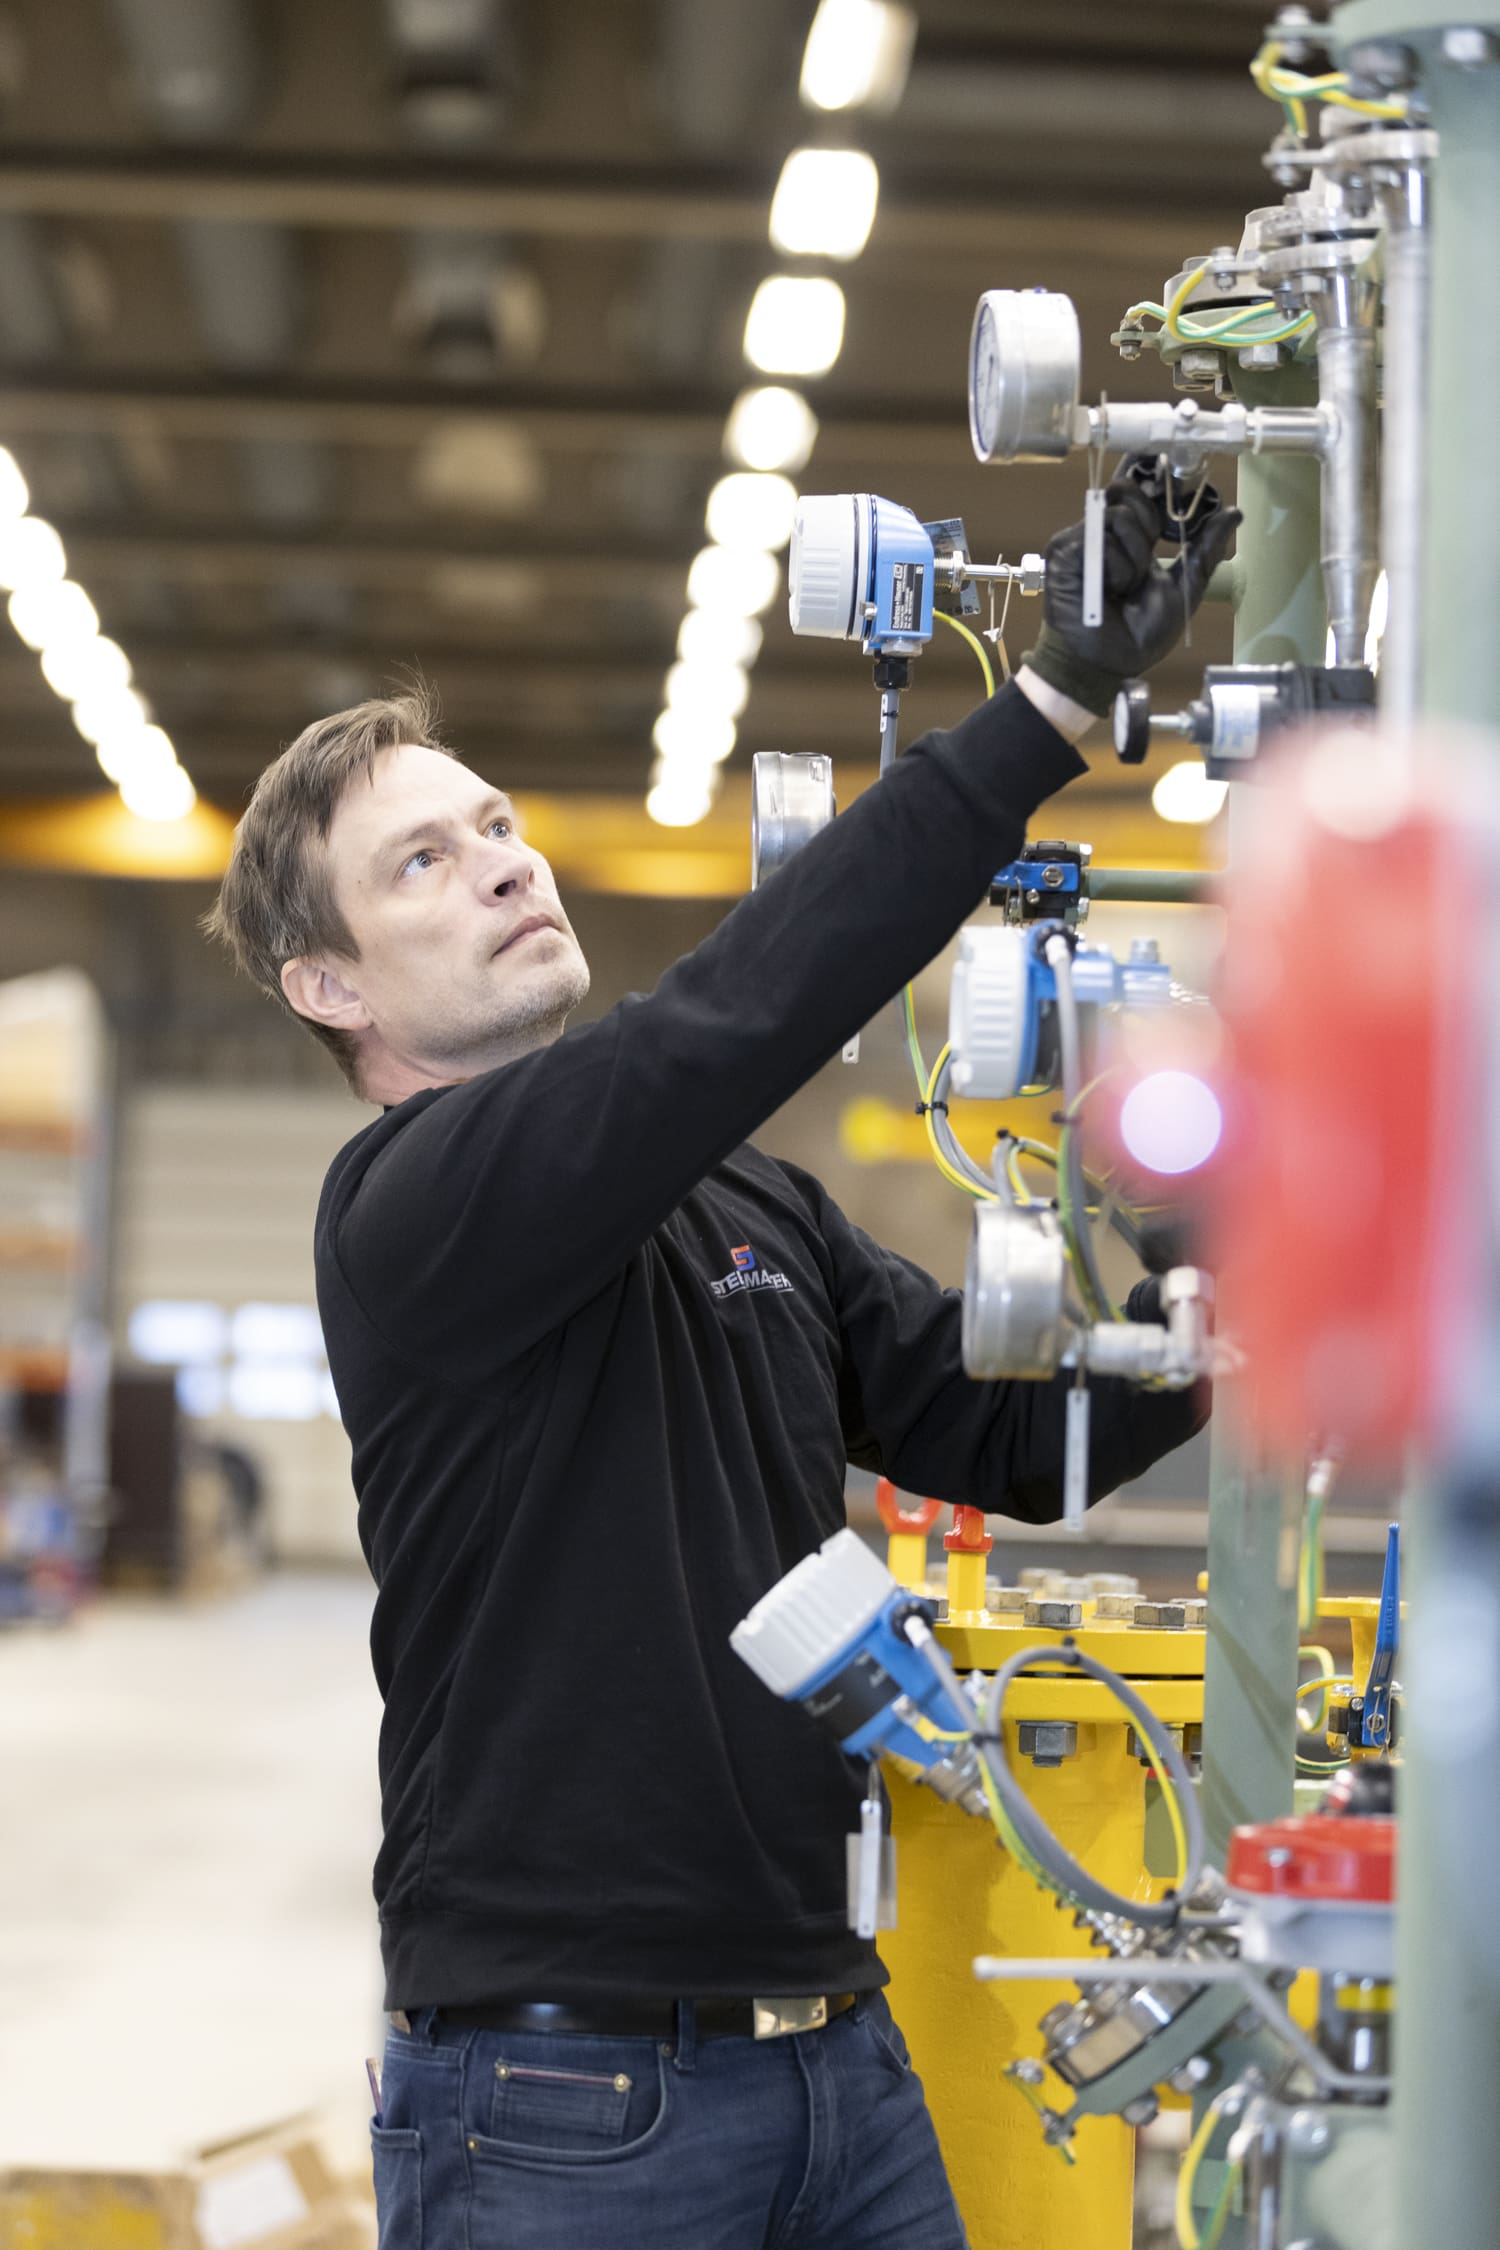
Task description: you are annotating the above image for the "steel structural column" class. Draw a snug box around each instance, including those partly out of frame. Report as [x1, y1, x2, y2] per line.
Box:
[1198, 360, 1325, 1863]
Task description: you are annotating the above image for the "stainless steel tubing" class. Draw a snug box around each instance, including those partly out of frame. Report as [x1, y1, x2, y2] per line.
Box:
[1313, 269, 1382, 666]
[1374, 160, 1431, 722]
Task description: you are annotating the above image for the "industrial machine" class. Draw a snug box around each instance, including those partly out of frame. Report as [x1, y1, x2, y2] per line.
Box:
[732, 5, 1500, 2243]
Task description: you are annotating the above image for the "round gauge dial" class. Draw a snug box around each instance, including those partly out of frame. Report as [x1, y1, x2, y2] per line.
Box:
[968, 296, 1005, 463]
[967, 289, 1081, 465]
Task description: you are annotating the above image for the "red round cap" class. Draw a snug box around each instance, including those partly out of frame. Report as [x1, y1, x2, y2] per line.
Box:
[1227, 1814, 1395, 1905]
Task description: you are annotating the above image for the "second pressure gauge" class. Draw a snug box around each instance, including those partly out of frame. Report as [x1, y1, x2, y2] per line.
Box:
[968, 288, 1081, 465]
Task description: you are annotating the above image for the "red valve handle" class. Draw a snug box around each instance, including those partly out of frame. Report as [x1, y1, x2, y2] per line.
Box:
[875, 1478, 942, 1534]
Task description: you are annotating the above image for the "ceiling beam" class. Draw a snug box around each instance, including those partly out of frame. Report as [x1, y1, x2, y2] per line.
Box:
[0, 146, 1240, 266]
[0, 368, 1059, 469]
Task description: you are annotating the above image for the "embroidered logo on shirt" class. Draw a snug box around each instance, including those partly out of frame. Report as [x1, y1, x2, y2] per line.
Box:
[710, 1243, 795, 1300]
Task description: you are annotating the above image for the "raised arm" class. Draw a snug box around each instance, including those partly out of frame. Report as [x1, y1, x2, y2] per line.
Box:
[328, 685, 1085, 1364]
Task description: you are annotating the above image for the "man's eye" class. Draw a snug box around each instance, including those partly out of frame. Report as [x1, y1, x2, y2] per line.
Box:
[401, 849, 435, 876]
[488, 818, 512, 839]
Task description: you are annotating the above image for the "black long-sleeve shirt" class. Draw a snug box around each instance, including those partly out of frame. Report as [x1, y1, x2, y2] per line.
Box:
[315, 681, 1208, 2009]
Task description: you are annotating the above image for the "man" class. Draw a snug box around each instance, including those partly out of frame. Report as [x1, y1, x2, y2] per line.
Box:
[206, 473, 1233, 2250]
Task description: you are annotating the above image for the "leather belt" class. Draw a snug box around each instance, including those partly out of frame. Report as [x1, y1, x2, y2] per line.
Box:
[418, 1992, 858, 2042]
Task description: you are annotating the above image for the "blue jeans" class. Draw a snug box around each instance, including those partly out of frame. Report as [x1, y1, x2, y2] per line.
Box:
[372, 1993, 969, 2249]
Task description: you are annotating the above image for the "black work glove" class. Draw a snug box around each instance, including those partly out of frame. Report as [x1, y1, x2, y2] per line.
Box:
[1022, 464, 1242, 716]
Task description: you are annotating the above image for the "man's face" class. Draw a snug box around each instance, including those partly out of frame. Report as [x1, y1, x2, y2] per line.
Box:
[318, 743, 590, 1082]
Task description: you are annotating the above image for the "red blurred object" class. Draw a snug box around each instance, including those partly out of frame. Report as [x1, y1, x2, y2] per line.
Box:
[874, 1479, 942, 1535]
[1211, 746, 1479, 1463]
[1227, 1814, 1395, 1905]
[943, 1502, 992, 1555]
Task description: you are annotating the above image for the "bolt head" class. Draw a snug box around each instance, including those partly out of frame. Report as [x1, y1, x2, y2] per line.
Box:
[1288, 2106, 1331, 2156]
[1019, 552, 1045, 596]
[1120, 2093, 1159, 2127]
[1442, 26, 1498, 65]
[1238, 342, 1281, 370]
[1168, 2056, 1214, 2094]
[1345, 39, 1416, 91]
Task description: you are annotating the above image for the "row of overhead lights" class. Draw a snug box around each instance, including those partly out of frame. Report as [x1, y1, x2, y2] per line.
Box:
[0, 444, 196, 821]
[644, 0, 915, 829]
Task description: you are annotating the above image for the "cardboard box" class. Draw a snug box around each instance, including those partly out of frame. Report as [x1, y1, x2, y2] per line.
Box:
[0, 2117, 377, 2250]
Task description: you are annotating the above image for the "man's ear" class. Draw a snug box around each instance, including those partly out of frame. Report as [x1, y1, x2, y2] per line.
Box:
[280, 956, 372, 1033]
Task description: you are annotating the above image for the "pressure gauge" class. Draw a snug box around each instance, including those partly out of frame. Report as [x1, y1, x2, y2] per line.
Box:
[751, 752, 835, 887]
[962, 1203, 1069, 1380]
[968, 289, 1081, 465]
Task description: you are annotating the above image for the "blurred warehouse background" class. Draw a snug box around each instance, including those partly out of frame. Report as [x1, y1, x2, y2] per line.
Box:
[0, 0, 1395, 2219]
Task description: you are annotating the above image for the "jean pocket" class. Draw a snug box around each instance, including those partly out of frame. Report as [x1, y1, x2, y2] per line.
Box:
[371, 2125, 423, 2248]
[470, 2048, 670, 2169]
[860, 1997, 913, 2077]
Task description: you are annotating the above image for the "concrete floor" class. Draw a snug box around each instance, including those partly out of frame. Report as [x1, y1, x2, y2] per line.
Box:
[0, 1571, 384, 2177]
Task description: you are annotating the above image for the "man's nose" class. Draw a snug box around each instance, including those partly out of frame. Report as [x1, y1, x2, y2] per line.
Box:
[479, 835, 535, 901]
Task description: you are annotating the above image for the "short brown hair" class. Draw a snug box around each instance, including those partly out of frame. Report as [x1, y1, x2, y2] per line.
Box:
[203, 686, 453, 1091]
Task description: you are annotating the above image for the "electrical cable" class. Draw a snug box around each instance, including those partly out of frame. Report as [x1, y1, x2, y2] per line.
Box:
[1296, 1644, 1339, 1735]
[1124, 260, 1313, 349]
[932, 607, 997, 697]
[1176, 2088, 1242, 2250]
[1250, 37, 1407, 124]
[1045, 936, 1118, 1323]
[909, 1622, 1203, 1926]
[1296, 1674, 1354, 1701]
[976, 1640, 1203, 1921]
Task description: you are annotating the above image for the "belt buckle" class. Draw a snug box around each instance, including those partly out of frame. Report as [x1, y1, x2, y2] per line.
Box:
[752, 1994, 828, 2040]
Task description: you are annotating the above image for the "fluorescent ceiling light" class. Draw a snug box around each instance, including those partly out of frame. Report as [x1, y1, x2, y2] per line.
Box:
[744, 276, 846, 377]
[770, 149, 880, 260]
[678, 609, 763, 670]
[724, 387, 819, 475]
[665, 659, 750, 722]
[120, 760, 197, 822]
[0, 446, 28, 519]
[41, 634, 131, 703]
[686, 544, 780, 618]
[1151, 760, 1229, 825]
[72, 683, 149, 747]
[8, 580, 99, 653]
[0, 515, 66, 590]
[800, 0, 915, 113]
[653, 707, 737, 765]
[705, 471, 798, 553]
[96, 721, 176, 786]
[646, 774, 716, 829]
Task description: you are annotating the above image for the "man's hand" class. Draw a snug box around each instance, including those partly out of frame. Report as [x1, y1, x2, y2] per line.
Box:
[1021, 463, 1242, 717]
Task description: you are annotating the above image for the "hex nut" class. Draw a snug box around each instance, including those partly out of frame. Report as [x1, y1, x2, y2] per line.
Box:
[1019, 552, 1045, 597]
[1093, 1594, 1139, 1621]
[1024, 1598, 1083, 1629]
[1089, 1573, 1138, 1597]
[1133, 1601, 1187, 1629]
[987, 1584, 1030, 1613]
[1178, 1600, 1208, 1628]
[1018, 1720, 1079, 1767]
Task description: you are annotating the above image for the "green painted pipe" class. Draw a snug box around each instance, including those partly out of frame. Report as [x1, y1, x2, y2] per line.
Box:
[1330, 15, 1500, 2250]
[1198, 356, 1325, 1866]
[1088, 868, 1213, 905]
